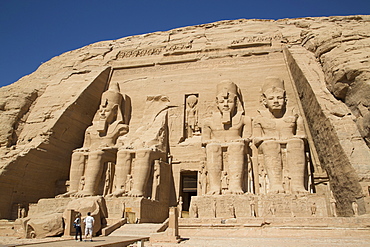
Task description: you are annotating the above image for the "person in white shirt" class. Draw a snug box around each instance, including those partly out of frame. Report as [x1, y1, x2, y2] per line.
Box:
[84, 212, 95, 242]
[74, 213, 82, 241]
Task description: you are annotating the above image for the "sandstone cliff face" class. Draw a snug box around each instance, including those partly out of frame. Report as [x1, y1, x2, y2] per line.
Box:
[0, 15, 369, 218]
[298, 16, 370, 148]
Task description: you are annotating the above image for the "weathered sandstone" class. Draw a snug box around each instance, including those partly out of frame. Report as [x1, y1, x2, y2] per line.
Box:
[0, 16, 369, 227]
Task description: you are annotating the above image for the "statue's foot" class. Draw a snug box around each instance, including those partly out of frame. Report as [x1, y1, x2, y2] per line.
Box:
[74, 191, 94, 198]
[107, 189, 127, 198]
[128, 190, 144, 197]
[226, 189, 244, 195]
[293, 188, 308, 194]
[56, 190, 77, 198]
[206, 189, 221, 195]
[269, 186, 285, 194]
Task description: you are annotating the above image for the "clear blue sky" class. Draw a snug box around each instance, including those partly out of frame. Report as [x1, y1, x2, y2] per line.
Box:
[0, 0, 369, 88]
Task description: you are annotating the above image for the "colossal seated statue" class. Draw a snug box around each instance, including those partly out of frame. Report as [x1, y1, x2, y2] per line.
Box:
[109, 95, 170, 197]
[58, 83, 129, 197]
[202, 80, 252, 195]
[253, 77, 307, 194]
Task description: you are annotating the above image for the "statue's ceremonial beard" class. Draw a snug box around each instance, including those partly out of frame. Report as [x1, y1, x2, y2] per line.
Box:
[222, 110, 231, 125]
[97, 120, 107, 133]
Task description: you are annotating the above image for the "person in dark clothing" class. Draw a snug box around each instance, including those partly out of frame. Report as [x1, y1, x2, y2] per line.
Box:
[74, 213, 82, 241]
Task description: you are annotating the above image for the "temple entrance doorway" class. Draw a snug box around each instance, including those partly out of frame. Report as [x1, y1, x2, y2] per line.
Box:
[180, 171, 197, 217]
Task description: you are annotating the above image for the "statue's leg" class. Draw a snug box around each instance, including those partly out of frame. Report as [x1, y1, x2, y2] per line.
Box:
[227, 142, 244, 194]
[78, 150, 104, 197]
[287, 139, 307, 194]
[111, 149, 132, 197]
[57, 152, 84, 197]
[129, 149, 151, 197]
[261, 140, 284, 193]
[206, 143, 222, 195]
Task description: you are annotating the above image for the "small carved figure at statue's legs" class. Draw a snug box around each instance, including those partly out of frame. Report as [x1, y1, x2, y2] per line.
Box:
[57, 152, 85, 197]
[76, 150, 104, 197]
[261, 140, 284, 193]
[109, 150, 132, 197]
[129, 149, 151, 197]
[190, 203, 198, 218]
[227, 142, 245, 194]
[206, 143, 222, 195]
[287, 139, 307, 194]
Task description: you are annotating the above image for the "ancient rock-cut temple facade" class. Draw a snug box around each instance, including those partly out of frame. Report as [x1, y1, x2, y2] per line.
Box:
[0, 15, 370, 237]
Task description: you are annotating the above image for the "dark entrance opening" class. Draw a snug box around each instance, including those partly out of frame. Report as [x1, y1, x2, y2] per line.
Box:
[180, 171, 198, 217]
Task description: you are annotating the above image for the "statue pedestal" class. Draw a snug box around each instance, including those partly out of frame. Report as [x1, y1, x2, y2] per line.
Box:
[29, 196, 169, 223]
[189, 194, 329, 218]
[105, 197, 169, 223]
[23, 196, 170, 238]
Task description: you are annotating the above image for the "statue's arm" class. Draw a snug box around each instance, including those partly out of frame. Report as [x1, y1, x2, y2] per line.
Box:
[118, 124, 129, 136]
[242, 116, 252, 142]
[81, 127, 92, 149]
[201, 122, 212, 145]
[252, 119, 264, 147]
[295, 114, 307, 140]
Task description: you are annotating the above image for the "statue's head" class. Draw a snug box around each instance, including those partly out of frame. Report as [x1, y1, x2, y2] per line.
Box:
[96, 83, 124, 132]
[216, 80, 243, 124]
[261, 77, 286, 114]
[187, 95, 198, 108]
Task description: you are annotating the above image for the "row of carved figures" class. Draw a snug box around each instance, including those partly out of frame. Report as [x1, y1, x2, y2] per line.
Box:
[57, 76, 311, 199]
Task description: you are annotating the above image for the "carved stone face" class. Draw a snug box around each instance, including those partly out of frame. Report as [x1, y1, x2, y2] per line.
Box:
[187, 95, 198, 108]
[99, 103, 117, 124]
[216, 94, 236, 113]
[263, 88, 286, 112]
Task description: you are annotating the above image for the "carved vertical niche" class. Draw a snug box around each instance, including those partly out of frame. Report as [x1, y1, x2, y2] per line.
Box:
[183, 94, 201, 140]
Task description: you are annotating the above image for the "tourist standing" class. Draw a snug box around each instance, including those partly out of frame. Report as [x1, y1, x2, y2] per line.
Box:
[84, 212, 95, 242]
[74, 213, 82, 241]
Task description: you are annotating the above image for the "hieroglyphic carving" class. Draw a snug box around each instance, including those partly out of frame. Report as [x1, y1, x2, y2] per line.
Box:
[117, 47, 163, 59]
[116, 43, 193, 59]
[231, 33, 283, 45]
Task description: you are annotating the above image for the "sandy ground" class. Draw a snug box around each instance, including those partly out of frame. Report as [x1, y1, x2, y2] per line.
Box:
[0, 236, 64, 246]
[3, 235, 370, 247]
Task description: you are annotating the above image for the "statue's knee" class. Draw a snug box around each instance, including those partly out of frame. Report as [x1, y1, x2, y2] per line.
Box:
[72, 152, 84, 162]
[89, 150, 104, 159]
[117, 150, 131, 159]
[206, 143, 221, 153]
[136, 149, 151, 159]
[261, 140, 280, 152]
[228, 142, 244, 153]
[287, 139, 304, 150]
